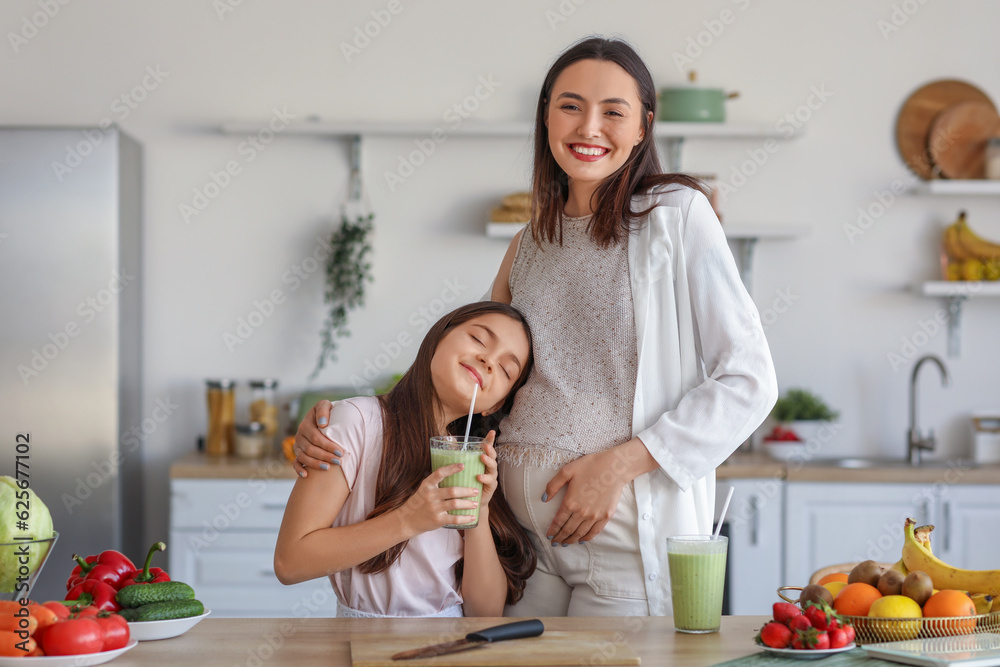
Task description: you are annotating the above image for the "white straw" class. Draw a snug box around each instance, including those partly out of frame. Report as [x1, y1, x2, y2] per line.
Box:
[463, 384, 477, 445]
[714, 486, 735, 539]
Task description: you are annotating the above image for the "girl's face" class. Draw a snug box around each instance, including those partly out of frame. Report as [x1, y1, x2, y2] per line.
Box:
[430, 313, 531, 423]
[545, 58, 649, 195]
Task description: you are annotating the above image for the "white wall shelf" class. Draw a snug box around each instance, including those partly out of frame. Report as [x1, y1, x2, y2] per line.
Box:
[911, 181, 1000, 196]
[915, 281, 1000, 357]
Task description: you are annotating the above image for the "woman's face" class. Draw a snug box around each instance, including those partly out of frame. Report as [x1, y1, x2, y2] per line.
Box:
[429, 313, 531, 422]
[545, 58, 649, 194]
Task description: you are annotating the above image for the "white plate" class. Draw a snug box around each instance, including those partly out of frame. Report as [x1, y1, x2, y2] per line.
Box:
[127, 608, 211, 641]
[758, 642, 856, 659]
[0, 639, 137, 666]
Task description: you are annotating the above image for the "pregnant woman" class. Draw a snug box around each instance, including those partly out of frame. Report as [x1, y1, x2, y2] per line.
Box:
[294, 35, 777, 617]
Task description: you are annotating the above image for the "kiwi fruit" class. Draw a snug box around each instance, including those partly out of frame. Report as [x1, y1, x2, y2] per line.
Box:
[902, 570, 933, 606]
[877, 569, 906, 596]
[800, 583, 834, 607]
[848, 560, 884, 587]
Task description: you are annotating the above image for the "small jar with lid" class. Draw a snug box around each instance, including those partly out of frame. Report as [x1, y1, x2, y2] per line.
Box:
[205, 379, 235, 456]
[249, 379, 279, 452]
[233, 422, 268, 458]
[986, 137, 1000, 180]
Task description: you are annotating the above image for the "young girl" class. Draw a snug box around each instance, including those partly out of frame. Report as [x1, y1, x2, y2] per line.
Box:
[294, 36, 777, 617]
[273, 302, 535, 618]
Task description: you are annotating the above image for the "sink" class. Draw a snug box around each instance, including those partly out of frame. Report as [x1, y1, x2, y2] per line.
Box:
[809, 457, 974, 469]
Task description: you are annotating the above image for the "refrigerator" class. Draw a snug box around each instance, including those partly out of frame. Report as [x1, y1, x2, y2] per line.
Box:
[0, 127, 144, 602]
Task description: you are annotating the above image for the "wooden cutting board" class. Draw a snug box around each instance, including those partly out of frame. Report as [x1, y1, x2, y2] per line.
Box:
[895, 79, 996, 179]
[350, 631, 641, 666]
[928, 100, 1000, 179]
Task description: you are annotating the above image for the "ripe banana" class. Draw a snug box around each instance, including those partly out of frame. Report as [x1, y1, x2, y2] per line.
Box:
[970, 593, 994, 615]
[901, 518, 1000, 594]
[943, 215, 974, 262]
[890, 558, 909, 575]
[955, 211, 1000, 261]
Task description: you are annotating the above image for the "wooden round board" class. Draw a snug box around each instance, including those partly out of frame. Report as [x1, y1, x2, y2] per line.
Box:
[929, 101, 1000, 179]
[895, 79, 996, 179]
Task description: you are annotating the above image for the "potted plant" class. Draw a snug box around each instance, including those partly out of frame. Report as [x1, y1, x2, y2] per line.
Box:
[766, 388, 839, 446]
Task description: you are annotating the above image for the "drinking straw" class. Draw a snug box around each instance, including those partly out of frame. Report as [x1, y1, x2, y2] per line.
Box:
[713, 486, 735, 539]
[463, 384, 478, 446]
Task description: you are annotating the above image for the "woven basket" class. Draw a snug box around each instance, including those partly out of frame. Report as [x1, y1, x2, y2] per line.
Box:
[776, 586, 1000, 644]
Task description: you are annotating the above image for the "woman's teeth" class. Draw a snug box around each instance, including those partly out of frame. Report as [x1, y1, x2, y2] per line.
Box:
[572, 145, 608, 156]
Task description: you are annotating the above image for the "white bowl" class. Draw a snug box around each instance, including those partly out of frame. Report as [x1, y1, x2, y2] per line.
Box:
[0, 640, 137, 666]
[127, 608, 211, 641]
[761, 440, 807, 462]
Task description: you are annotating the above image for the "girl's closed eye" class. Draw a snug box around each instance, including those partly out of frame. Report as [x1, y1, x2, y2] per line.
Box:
[471, 334, 484, 346]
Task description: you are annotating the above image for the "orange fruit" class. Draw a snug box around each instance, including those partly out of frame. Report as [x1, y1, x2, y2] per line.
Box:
[833, 582, 883, 617]
[817, 572, 849, 586]
[922, 590, 976, 635]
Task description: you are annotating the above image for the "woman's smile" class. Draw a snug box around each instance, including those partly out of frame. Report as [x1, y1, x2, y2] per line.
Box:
[461, 363, 483, 389]
[568, 143, 611, 161]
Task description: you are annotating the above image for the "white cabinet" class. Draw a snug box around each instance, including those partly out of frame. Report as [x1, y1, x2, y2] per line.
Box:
[169, 479, 339, 618]
[935, 484, 1000, 570]
[784, 483, 934, 586]
[724, 478, 785, 615]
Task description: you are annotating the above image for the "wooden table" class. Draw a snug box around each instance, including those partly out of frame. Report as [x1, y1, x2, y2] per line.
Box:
[110, 616, 771, 666]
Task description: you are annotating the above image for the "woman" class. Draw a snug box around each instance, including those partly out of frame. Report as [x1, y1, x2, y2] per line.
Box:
[294, 36, 777, 617]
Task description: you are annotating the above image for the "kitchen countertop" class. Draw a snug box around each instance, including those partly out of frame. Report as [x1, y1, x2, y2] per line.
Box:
[108, 616, 771, 666]
[171, 451, 1000, 484]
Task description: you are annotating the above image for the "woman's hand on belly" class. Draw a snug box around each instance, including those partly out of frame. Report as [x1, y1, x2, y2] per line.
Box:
[542, 437, 658, 545]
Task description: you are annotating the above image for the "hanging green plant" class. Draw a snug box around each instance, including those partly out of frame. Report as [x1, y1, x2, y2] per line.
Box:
[309, 209, 374, 379]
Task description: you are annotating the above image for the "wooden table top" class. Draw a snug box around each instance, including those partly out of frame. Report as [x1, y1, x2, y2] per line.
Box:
[110, 616, 771, 666]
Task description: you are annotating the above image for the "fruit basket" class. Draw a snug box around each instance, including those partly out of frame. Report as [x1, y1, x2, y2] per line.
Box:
[777, 586, 1000, 644]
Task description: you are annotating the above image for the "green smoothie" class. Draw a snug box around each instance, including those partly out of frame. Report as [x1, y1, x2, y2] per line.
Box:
[430, 437, 486, 529]
[666, 536, 728, 633]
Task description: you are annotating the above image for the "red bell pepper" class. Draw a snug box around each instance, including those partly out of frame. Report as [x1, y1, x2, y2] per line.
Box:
[65, 550, 136, 591]
[65, 579, 121, 612]
[119, 542, 171, 587]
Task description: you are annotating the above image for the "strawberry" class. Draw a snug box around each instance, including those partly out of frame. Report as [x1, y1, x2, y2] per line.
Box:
[813, 631, 830, 650]
[803, 603, 831, 630]
[791, 634, 810, 650]
[758, 621, 793, 649]
[827, 617, 841, 631]
[772, 602, 802, 625]
[789, 614, 812, 632]
[842, 624, 855, 644]
[828, 628, 848, 649]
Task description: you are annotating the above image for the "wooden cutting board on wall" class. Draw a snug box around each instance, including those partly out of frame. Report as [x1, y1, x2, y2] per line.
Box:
[350, 631, 641, 666]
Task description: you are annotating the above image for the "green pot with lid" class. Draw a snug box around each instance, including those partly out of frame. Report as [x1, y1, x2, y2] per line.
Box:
[658, 71, 739, 123]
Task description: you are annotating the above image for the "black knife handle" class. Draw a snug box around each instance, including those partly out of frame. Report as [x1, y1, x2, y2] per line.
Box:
[467, 619, 544, 643]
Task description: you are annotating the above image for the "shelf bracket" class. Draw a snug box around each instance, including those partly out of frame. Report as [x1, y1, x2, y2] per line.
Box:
[663, 137, 684, 173]
[945, 295, 966, 358]
[348, 134, 362, 200]
[733, 237, 758, 294]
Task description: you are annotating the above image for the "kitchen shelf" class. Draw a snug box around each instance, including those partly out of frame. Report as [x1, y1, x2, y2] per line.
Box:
[915, 281, 1000, 357]
[486, 222, 810, 289]
[911, 180, 1000, 196]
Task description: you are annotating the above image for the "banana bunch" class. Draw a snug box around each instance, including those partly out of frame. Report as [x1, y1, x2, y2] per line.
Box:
[942, 211, 1000, 281]
[901, 518, 1000, 613]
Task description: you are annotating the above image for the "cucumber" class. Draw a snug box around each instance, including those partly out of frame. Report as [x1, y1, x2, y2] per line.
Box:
[116, 581, 195, 608]
[119, 599, 204, 622]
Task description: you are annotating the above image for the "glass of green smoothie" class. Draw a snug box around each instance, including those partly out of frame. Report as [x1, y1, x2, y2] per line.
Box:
[666, 535, 728, 633]
[430, 436, 486, 529]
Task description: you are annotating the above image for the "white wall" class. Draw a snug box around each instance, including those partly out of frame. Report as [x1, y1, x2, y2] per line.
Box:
[2, 0, 999, 549]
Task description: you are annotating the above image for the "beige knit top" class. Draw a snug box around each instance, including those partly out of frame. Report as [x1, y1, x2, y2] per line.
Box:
[497, 215, 639, 469]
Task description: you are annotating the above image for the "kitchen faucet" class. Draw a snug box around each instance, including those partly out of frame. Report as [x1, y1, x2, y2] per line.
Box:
[908, 354, 951, 466]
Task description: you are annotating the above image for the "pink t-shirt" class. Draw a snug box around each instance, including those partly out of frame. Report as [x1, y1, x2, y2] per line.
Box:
[322, 396, 464, 617]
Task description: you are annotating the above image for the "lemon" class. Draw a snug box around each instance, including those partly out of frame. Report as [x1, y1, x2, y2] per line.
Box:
[869, 594, 923, 640]
[824, 581, 848, 598]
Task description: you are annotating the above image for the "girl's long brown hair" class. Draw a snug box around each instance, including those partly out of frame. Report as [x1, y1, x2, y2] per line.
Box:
[532, 36, 708, 247]
[358, 302, 537, 605]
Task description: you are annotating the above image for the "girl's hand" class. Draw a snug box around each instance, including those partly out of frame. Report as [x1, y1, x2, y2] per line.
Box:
[477, 431, 499, 507]
[292, 401, 342, 477]
[398, 464, 480, 535]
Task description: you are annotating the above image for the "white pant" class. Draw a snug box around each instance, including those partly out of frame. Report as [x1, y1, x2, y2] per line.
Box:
[500, 464, 649, 617]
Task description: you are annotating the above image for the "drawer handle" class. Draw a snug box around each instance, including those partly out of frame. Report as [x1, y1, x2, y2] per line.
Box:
[261, 502, 286, 510]
[261, 569, 276, 578]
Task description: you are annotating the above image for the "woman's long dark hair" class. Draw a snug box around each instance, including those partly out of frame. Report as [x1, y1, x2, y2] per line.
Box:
[359, 302, 537, 605]
[532, 36, 707, 247]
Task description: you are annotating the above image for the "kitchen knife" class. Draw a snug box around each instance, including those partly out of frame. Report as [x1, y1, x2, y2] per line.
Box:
[391, 619, 544, 661]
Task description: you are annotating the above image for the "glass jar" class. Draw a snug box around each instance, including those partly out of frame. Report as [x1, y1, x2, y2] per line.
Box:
[986, 137, 1000, 180]
[249, 379, 279, 452]
[233, 422, 268, 458]
[205, 379, 235, 456]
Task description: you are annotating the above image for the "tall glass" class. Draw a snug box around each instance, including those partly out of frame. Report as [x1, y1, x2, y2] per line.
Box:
[429, 436, 485, 529]
[667, 535, 728, 634]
